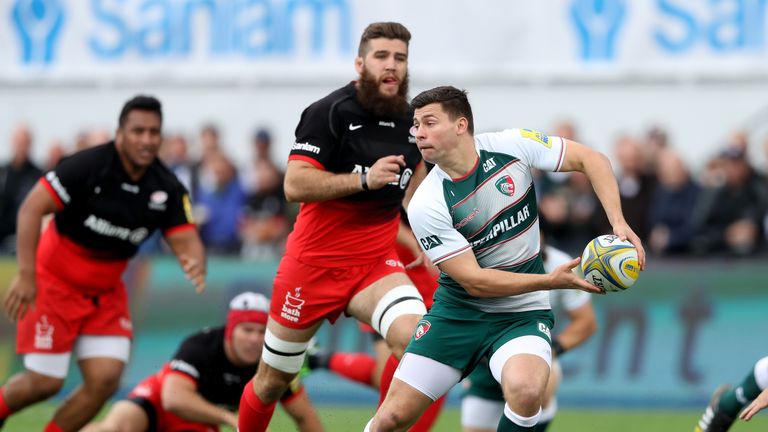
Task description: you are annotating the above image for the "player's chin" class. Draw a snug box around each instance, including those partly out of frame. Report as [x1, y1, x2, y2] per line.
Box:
[378, 84, 399, 97]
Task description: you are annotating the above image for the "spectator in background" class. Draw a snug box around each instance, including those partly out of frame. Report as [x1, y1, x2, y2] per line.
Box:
[160, 133, 194, 194]
[0, 124, 43, 253]
[613, 134, 655, 242]
[692, 147, 768, 255]
[74, 128, 111, 152]
[45, 139, 67, 171]
[191, 123, 222, 197]
[241, 128, 291, 260]
[643, 125, 668, 175]
[647, 149, 699, 254]
[195, 151, 245, 254]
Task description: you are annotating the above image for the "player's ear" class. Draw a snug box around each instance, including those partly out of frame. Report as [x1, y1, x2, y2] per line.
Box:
[354, 56, 364, 74]
[456, 117, 469, 135]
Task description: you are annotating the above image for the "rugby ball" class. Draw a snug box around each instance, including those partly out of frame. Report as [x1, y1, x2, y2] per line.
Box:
[580, 235, 640, 292]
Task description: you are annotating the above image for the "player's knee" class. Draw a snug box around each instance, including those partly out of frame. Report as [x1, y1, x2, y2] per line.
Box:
[503, 382, 543, 413]
[84, 373, 121, 399]
[29, 373, 65, 399]
[371, 285, 426, 342]
[375, 408, 411, 431]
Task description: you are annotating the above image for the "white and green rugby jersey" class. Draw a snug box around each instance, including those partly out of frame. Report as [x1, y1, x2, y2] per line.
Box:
[408, 128, 566, 313]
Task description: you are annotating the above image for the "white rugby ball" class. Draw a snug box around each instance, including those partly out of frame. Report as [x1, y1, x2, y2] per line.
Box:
[580, 235, 640, 293]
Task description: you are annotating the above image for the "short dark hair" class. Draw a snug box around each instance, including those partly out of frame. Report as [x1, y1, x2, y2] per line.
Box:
[118, 95, 162, 127]
[358, 22, 411, 57]
[412, 86, 474, 134]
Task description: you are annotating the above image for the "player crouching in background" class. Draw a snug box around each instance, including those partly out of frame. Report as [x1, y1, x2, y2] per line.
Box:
[84, 292, 323, 432]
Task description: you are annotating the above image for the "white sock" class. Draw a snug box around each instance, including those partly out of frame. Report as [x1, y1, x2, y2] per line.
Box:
[503, 404, 542, 428]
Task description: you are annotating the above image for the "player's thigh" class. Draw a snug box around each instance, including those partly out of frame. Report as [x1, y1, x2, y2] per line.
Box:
[97, 400, 150, 432]
[78, 356, 126, 388]
[347, 271, 414, 322]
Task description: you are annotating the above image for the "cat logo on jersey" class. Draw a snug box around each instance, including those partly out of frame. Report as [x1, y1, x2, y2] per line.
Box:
[494, 175, 515, 196]
[521, 129, 551, 148]
[419, 235, 443, 251]
[182, 194, 195, 223]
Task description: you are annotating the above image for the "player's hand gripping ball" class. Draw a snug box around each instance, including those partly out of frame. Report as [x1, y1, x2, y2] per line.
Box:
[581, 235, 640, 293]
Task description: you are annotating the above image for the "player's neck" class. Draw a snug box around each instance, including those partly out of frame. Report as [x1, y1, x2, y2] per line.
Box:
[441, 140, 479, 180]
[118, 154, 149, 182]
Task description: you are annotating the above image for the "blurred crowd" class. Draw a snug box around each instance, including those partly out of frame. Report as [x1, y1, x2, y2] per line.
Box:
[537, 122, 768, 257]
[1, 120, 767, 260]
[0, 123, 295, 260]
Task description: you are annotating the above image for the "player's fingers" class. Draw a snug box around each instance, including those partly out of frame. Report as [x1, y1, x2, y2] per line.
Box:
[194, 277, 206, 294]
[565, 256, 581, 270]
[405, 254, 425, 270]
[17, 302, 29, 322]
[740, 404, 756, 420]
[578, 279, 605, 295]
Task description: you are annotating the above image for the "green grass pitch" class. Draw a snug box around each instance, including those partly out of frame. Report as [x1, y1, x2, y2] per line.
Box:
[2, 403, 767, 431]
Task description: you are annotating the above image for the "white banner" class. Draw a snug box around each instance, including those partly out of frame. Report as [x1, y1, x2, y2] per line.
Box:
[1, 0, 767, 82]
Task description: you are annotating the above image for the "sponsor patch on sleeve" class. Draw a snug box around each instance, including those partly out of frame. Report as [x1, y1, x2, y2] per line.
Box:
[520, 129, 551, 148]
[182, 194, 195, 223]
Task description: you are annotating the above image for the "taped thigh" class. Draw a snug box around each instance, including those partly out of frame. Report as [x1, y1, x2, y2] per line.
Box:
[261, 329, 309, 374]
[370, 285, 426, 339]
[489, 335, 552, 384]
[393, 352, 461, 401]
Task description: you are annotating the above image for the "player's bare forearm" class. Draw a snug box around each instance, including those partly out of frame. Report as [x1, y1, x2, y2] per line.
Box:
[16, 183, 58, 276]
[438, 252, 602, 298]
[4, 184, 59, 321]
[165, 229, 207, 292]
[162, 375, 237, 427]
[557, 303, 598, 351]
[559, 140, 624, 227]
[284, 161, 364, 202]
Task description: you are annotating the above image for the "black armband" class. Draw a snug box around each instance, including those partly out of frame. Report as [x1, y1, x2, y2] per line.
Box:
[552, 339, 567, 357]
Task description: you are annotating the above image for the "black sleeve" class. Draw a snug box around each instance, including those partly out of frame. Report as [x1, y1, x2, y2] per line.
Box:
[41, 152, 94, 208]
[167, 335, 207, 382]
[160, 180, 195, 232]
[291, 99, 339, 169]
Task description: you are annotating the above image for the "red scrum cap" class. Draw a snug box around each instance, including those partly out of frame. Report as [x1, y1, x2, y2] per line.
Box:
[225, 292, 269, 341]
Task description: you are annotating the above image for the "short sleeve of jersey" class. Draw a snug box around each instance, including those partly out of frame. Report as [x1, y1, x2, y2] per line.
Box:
[407, 176, 471, 265]
[40, 152, 92, 209]
[160, 181, 196, 233]
[290, 98, 338, 170]
[486, 129, 566, 172]
[167, 334, 207, 383]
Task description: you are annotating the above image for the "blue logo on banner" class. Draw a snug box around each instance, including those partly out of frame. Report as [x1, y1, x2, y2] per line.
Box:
[570, 0, 626, 61]
[11, 0, 65, 64]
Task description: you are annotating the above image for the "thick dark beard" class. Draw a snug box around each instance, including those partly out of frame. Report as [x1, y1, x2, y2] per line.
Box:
[356, 68, 410, 118]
